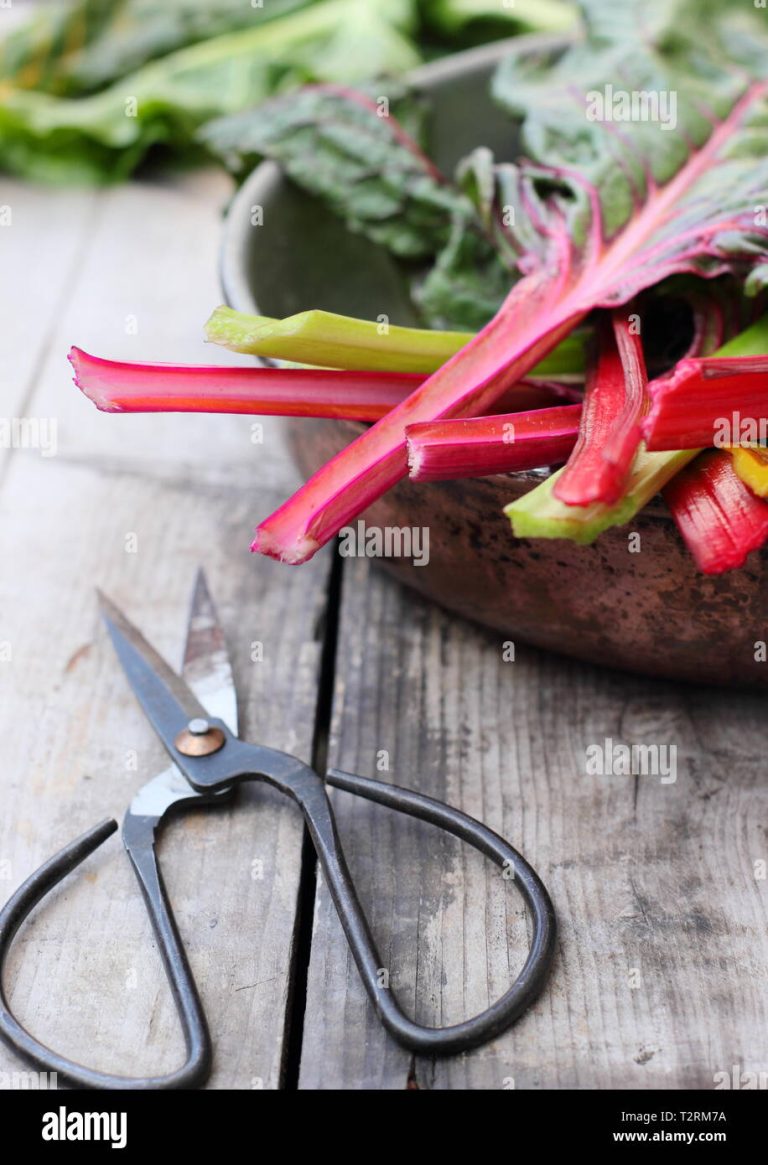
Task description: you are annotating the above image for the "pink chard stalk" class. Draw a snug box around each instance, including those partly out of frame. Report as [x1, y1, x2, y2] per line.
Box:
[70, 347, 575, 423]
[69, 347, 424, 422]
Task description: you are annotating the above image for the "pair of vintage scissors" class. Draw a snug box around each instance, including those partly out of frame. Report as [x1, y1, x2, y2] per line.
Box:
[0, 571, 556, 1088]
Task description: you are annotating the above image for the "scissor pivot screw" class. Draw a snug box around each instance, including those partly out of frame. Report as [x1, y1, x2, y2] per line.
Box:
[175, 718, 226, 757]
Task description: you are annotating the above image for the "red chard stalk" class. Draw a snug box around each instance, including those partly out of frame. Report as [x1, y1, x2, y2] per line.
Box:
[663, 450, 768, 574]
[406, 405, 581, 482]
[553, 309, 647, 507]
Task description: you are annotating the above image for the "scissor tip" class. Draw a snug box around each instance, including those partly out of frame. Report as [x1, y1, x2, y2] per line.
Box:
[95, 587, 127, 629]
[95, 585, 112, 608]
[189, 568, 216, 621]
[192, 566, 209, 595]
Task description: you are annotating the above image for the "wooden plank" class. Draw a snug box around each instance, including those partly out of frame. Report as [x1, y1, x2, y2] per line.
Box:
[0, 180, 99, 476]
[0, 170, 330, 1089]
[299, 555, 768, 1088]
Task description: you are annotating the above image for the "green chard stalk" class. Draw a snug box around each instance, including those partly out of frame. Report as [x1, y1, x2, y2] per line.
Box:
[205, 305, 586, 377]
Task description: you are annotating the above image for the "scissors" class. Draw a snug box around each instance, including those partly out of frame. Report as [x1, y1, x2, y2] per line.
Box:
[0, 571, 556, 1088]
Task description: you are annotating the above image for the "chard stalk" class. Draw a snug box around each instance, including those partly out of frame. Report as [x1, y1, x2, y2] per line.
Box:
[506, 447, 698, 545]
[553, 309, 647, 506]
[406, 405, 581, 481]
[205, 305, 586, 379]
[663, 449, 768, 573]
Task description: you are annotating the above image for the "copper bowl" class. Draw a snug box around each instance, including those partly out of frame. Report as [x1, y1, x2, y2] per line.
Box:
[220, 38, 768, 687]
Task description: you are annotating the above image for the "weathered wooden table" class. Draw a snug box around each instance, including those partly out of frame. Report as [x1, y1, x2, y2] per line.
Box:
[0, 167, 766, 1090]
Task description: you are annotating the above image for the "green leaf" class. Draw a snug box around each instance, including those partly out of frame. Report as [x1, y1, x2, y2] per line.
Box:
[0, 0, 315, 96]
[204, 81, 520, 330]
[0, 0, 117, 95]
[204, 83, 476, 260]
[0, 0, 421, 183]
[414, 218, 512, 330]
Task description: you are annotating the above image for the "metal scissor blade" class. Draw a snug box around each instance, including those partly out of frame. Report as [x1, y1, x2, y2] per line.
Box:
[183, 569, 238, 735]
[98, 590, 209, 755]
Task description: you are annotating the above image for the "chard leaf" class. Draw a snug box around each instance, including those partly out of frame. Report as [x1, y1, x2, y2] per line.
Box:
[205, 86, 516, 327]
[203, 83, 478, 261]
[414, 219, 511, 330]
[490, 0, 768, 294]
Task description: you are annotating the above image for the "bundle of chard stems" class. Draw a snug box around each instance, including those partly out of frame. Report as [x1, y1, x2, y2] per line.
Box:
[71, 298, 768, 576]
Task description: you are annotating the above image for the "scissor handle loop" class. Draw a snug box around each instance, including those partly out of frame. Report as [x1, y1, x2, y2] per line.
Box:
[295, 767, 556, 1056]
[0, 820, 211, 1089]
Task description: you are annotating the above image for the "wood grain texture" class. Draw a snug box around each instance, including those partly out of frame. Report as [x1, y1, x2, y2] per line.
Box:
[299, 555, 768, 1089]
[0, 170, 330, 1089]
[0, 181, 99, 478]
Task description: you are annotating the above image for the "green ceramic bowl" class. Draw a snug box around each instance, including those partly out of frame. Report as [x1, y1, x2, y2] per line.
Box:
[220, 37, 768, 688]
